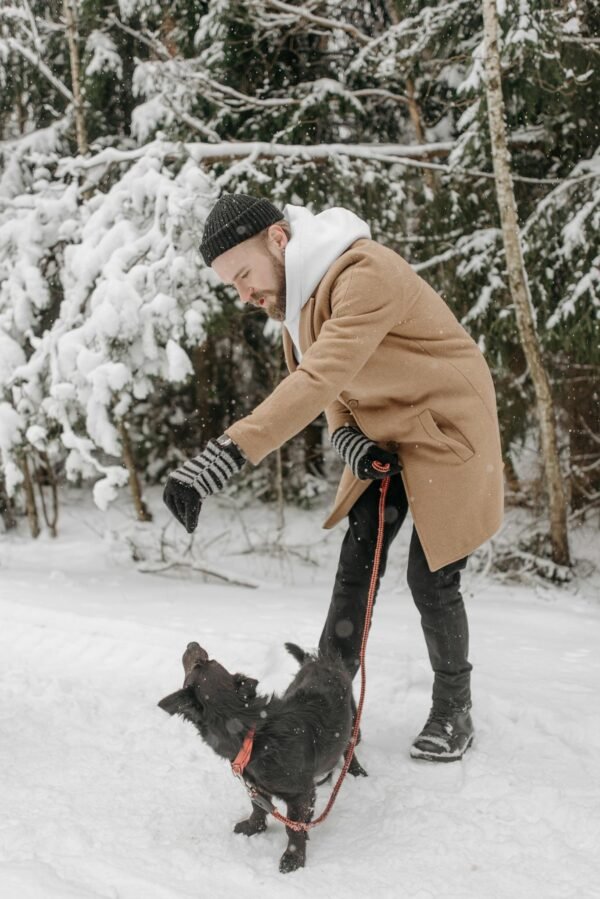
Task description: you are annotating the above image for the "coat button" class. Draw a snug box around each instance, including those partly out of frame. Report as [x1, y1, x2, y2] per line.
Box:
[347, 399, 358, 408]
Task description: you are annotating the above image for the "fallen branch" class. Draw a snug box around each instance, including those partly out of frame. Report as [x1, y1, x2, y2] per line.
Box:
[492, 547, 573, 583]
[138, 558, 258, 588]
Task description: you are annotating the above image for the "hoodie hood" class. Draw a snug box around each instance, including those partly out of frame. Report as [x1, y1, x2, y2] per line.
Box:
[282, 204, 371, 360]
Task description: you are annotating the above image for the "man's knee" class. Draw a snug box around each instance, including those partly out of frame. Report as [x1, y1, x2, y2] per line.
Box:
[406, 552, 432, 600]
[407, 556, 467, 608]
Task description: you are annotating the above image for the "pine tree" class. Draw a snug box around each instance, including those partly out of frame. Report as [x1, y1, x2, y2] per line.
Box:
[1, 0, 598, 542]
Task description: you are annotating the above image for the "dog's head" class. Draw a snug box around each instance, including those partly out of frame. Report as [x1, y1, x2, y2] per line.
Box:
[158, 642, 259, 738]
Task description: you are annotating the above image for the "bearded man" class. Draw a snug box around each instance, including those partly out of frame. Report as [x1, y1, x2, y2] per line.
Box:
[163, 193, 504, 762]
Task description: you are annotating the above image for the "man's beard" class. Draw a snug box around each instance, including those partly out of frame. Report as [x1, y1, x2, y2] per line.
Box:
[250, 250, 286, 322]
[268, 253, 286, 321]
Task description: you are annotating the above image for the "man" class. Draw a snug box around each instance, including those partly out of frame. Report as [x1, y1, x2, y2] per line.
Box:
[163, 193, 504, 762]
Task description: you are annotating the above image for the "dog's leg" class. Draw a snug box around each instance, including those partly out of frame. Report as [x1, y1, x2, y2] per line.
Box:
[233, 799, 269, 837]
[346, 696, 368, 776]
[279, 788, 315, 874]
[345, 746, 368, 777]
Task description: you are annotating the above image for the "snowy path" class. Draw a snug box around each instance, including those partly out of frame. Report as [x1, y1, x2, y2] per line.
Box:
[1, 499, 599, 899]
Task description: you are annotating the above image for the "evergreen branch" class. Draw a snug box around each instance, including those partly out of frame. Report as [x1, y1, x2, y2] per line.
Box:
[18, 0, 41, 48]
[161, 95, 222, 142]
[412, 243, 481, 273]
[412, 229, 502, 274]
[155, 65, 410, 114]
[349, 0, 472, 69]
[520, 162, 600, 239]
[262, 0, 372, 45]
[559, 36, 600, 50]
[366, 150, 600, 185]
[191, 71, 299, 108]
[5, 36, 74, 103]
[107, 13, 171, 61]
[352, 88, 410, 105]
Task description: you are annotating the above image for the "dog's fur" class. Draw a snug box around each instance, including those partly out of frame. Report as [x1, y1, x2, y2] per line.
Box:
[158, 641, 366, 873]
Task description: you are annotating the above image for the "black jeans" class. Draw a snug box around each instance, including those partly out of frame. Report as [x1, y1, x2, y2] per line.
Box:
[318, 474, 472, 710]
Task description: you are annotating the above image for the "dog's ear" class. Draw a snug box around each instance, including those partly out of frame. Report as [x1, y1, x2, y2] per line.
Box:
[233, 673, 259, 702]
[158, 688, 196, 718]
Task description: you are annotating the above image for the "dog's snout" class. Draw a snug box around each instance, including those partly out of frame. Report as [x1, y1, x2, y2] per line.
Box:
[182, 641, 209, 675]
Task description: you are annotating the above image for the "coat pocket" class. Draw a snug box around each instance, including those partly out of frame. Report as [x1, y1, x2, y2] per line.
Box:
[418, 409, 474, 463]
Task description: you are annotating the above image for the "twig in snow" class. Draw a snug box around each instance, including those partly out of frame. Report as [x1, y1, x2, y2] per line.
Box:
[137, 558, 258, 588]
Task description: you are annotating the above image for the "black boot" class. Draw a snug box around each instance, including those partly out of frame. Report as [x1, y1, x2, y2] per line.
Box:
[410, 704, 474, 762]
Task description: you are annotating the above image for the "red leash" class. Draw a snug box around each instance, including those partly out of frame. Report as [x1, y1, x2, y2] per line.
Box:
[235, 470, 391, 832]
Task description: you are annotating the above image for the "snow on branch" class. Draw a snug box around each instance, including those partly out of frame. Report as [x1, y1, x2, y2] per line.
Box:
[68, 138, 454, 173]
[0, 143, 217, 511]
[3, 36, 74, 103]
[262, 0, 371, 45]
[65, 139, 597, 187]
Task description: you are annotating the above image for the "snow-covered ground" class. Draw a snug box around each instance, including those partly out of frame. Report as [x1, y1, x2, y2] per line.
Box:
[1, 489, 599, 899]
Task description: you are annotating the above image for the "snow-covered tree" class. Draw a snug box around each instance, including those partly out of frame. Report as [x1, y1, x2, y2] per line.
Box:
[1, 0, 598, 540]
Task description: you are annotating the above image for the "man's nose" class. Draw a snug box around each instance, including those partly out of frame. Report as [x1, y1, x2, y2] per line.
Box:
[239, 285, 253, 304]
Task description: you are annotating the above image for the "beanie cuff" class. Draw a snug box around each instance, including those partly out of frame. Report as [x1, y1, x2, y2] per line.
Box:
[200, 195, 284, 265]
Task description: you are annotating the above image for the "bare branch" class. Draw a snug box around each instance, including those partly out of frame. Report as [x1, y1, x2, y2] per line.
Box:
[69, 138, 599, 190]
[137, 558, 259, 588]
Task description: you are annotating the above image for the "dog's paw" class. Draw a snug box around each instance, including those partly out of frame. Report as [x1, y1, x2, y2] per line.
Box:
[234, 817, 267, 837]
[279, 846, 306, 874]
[347, 753, 368, 777]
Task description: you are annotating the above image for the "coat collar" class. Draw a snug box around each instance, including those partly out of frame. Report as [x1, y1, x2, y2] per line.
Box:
[283, 297, 316, 368]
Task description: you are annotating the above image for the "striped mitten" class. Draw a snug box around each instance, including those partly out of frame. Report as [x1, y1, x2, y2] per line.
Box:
[163, 435, 246, 532]
[331, 426, 402, 480]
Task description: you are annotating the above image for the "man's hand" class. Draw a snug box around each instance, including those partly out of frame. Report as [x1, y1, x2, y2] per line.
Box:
[331, 426, 402, 480]
[163, 435, 246, 532]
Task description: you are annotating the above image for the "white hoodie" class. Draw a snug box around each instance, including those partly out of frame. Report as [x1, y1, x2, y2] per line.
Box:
[282, 204, 371, 361]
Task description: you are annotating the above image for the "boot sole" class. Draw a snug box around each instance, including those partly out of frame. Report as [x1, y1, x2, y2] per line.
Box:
[410, 733, 474, 763]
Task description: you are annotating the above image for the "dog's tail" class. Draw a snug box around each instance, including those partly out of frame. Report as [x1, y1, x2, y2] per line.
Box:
[284, 641, 309, 665]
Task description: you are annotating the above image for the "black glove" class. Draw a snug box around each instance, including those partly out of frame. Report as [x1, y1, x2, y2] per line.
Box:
[163, 435, 246, 532]
[331, 426, 402, 480]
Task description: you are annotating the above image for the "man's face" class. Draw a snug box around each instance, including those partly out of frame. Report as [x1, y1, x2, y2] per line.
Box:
[211, 225, 288, 322]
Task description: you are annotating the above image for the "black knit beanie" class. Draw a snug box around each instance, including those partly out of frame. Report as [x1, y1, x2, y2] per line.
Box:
[200, 193, 284, 265]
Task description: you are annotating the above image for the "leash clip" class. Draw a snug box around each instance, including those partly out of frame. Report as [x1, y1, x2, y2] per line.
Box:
[248, 786, 275, 814]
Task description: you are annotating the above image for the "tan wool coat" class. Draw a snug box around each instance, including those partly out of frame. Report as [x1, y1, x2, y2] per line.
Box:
[226, 238, 504, 571]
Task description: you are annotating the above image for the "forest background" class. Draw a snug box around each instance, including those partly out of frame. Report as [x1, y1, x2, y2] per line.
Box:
[0, 0, 598, 579]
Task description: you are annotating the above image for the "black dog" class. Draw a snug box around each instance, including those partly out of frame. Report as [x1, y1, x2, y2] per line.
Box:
[158, 641, 366, 873]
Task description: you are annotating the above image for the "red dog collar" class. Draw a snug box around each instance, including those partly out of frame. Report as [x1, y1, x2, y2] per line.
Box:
[231, 726, 256, 778]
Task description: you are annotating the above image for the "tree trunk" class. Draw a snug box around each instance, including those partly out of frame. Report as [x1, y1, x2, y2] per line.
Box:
[405, 78, 436, 192]
[384, 2, 436, 192]
[160, 12, 179, 58]
[36, 451, 59, 538]
[191, 343, 212, 441]
[22, 455, 40, 538]
[63, 0, 88, 155]
[16, 57, 27, 135]
[0, 474, 17, 531]
[274, 447, 285, 535]
[481, 0, 570, 566]
[119, 420, 153, 522]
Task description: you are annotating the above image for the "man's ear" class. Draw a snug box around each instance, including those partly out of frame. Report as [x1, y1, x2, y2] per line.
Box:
[158, 688, 196, 718]
[233, 674, 259, 702]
